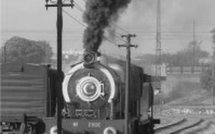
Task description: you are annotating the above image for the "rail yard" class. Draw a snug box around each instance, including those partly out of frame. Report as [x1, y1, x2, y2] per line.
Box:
[1, 0, 215, 134]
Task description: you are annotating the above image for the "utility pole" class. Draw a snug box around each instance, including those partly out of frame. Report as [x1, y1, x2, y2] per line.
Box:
[211, 29, 215, 105]
[45, 0, 74, 134]
[156, 0, 162, 91]
[212, 44, 215, 105]
[118, 34, 137, 134]
[193, 20, 196, 42]
[192, 20, 197, 73]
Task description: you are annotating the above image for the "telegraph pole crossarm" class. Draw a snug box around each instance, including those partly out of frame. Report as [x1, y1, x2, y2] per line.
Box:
[118, 44, 138, 48]
[45, 0, 74, 134]
[118, 34, 137, 134]
[45, 0, 74, 10]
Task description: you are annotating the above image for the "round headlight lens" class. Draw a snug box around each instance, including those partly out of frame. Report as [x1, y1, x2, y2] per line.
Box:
[76, 76, 104, 102]
[83, 82, 97, 96]
[83, 51, 96, 66]
[84, 54, 94, 63]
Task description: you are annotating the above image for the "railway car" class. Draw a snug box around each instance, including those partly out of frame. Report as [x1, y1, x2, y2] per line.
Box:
[0, 63, 58, 133]
[0, 51, 159, 134]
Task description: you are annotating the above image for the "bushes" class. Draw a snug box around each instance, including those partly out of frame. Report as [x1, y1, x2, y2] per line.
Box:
[200, 67, 214, 91]
[1, 36, 53, 64]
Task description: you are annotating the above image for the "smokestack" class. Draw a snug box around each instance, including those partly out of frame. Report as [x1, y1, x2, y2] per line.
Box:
[83, 0, 131, 53]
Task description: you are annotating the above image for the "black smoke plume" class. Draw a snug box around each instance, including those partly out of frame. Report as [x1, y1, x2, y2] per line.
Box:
[83, 0, 131, 52]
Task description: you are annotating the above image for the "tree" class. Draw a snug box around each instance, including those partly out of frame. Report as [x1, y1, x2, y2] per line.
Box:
[200, 29, 215, 91]
[200, 68, 213, 91]
[0, 36, 53, 63]
[135, 45, 209, 67]
[37, 40, 53, 62]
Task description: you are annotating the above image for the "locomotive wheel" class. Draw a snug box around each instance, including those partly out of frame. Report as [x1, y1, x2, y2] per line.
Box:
[29, 127, 37, 134]
[19, 123, 26, 134]
[139, 124, 154, 134]
[19, 123, 38, 134]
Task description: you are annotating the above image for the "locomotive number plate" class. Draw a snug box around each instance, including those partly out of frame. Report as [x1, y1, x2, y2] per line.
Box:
[69, 121, 101, 128]
[88, 122, 101, 128]
[72, 122, 79, 127]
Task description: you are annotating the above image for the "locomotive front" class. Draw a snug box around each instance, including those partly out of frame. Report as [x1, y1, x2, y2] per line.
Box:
[63, 51, 119, 120]
[45, 50, 158, 134]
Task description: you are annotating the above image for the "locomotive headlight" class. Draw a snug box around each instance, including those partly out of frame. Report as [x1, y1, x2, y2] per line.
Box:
[76, 76, 104, 102]
[83, 82, 97, 96]
[83, 51, 97, 66]
[103, 127, 117, 134]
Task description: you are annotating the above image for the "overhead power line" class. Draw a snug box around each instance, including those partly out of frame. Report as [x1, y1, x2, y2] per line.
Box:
[63, 9, 86, 27]
[63, 9, 127, 44]
[72, 2, 130, 36]
[62, 9, 126, 46]
[111, 23, 130, 34]
[73, 1, 85, 12]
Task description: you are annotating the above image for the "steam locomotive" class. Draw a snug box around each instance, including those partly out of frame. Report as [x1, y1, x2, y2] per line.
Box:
[0, 51, 159, 134]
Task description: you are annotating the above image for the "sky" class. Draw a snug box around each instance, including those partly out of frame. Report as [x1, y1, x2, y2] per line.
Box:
[1, 0, 215, 58]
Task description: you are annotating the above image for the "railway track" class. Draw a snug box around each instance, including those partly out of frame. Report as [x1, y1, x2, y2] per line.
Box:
[182, 120, 215, 134]
[155, 118, 187, 132]
[159, 105, 215, 117]
[168, 92, 211, 106]
[155, 118, 204, 134]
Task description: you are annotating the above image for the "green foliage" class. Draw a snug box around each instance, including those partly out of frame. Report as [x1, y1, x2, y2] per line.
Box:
[0, 36, 53, 63]
[200, 67, 213, 91]
[200, 28, 215, 91]
[164, 43, 208, 66]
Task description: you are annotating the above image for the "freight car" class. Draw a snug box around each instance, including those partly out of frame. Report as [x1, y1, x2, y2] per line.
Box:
[0, 51, 159, 134]
[0, 63, 58, 133]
